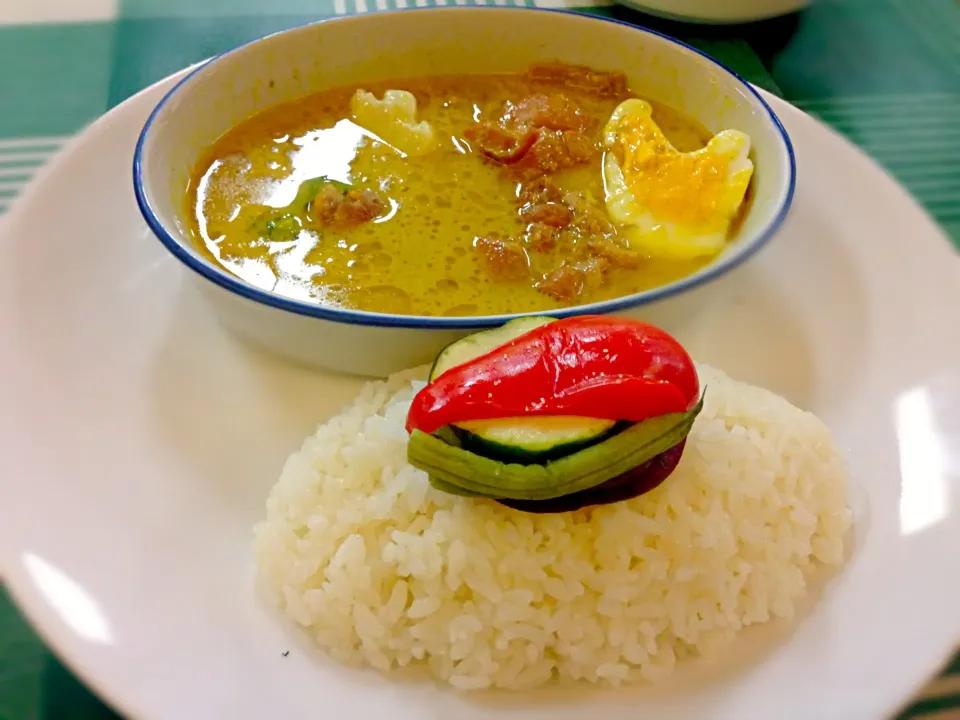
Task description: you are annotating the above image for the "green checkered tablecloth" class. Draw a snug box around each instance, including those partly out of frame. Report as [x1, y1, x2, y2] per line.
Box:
[0, 0, 957, 718]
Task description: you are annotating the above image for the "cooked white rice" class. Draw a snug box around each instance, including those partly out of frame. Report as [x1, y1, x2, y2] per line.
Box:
[253, 363, 851, 690]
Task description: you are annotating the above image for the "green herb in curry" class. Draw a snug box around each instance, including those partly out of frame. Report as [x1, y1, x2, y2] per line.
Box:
[251, 175, 353, 241]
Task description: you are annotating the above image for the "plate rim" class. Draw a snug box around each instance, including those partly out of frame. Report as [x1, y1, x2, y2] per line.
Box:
[610, 0, 810, 25]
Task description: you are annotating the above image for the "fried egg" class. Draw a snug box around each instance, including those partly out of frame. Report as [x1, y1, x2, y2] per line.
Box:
[602, 98, 754, 260]
[350, 89, 437, 157]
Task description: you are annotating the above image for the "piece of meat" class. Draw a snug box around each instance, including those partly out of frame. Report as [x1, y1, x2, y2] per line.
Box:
[588, 237, 645, 269]
[562, 130, 597, 164]
[573, 256, 611, 289]
[509, 129, 598, 177]
[520, 201, 573, 227]
[525, 222, 559, 253]
[526, 62, 629, 98]
[536, 264, 585, 301]
[336, 189, 386, 226]
[518, 178, 564, 205]
[506, 93, 592, 132]
[465, 90, 597, 175]
[463, 123, 539, 164]
[509, 131, 563, 174]
[310, 185, 386, 229]
[475, 235, 530, 281]
[564, 191, 616, 237]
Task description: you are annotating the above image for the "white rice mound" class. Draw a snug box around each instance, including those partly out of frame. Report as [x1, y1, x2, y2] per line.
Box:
[253, 363, 851, 690]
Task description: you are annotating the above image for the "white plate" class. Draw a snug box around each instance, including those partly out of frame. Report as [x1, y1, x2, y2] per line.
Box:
[613, 0, 809, 24]
[1, 68, 959, 720]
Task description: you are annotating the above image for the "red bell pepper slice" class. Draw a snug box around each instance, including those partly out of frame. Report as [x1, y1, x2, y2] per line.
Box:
[406, 315, 699, 435]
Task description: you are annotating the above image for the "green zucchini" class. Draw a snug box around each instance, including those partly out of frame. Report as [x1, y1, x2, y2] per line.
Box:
[409, 396, 702, 501]
[427, 316, 620, 463]
[455, 416, 624, 464]
[428, 316, 555, 381]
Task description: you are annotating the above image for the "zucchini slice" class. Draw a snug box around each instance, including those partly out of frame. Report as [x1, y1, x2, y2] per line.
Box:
[428, 316, 555, 382]
[427, 316, 620, 463]
[455, 416, 624, 464]
[409, 396, 702, 501]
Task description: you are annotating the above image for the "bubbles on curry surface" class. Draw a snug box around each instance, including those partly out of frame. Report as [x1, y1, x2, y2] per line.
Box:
[371, 252, 393, 268]
[187, 72, 723, 316]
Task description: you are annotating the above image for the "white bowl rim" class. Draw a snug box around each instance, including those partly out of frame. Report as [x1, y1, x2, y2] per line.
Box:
[132, 5, 797, 330]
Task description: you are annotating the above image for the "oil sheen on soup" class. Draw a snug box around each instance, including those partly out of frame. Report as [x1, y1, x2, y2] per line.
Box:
[188, 63, 755, 317]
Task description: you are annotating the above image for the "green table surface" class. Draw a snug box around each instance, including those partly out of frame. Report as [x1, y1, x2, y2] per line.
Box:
[0, 0, 958, 718]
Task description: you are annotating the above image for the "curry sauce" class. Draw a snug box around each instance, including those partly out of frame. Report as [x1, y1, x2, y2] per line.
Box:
[187, 67, 716, 316]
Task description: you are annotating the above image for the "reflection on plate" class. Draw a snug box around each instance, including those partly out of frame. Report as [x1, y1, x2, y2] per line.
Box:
[0, 68, 958, 720]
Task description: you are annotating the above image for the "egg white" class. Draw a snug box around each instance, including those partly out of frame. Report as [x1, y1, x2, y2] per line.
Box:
[602, 99, 754, 261]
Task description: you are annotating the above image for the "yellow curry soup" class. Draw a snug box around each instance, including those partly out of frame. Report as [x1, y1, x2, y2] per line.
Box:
[187, 64, 749, 317]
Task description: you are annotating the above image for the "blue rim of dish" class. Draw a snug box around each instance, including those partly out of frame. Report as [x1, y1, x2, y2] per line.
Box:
[133, 5, 797, 330]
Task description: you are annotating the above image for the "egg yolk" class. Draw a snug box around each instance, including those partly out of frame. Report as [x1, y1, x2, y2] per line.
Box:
[615, 115, 730, 233]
